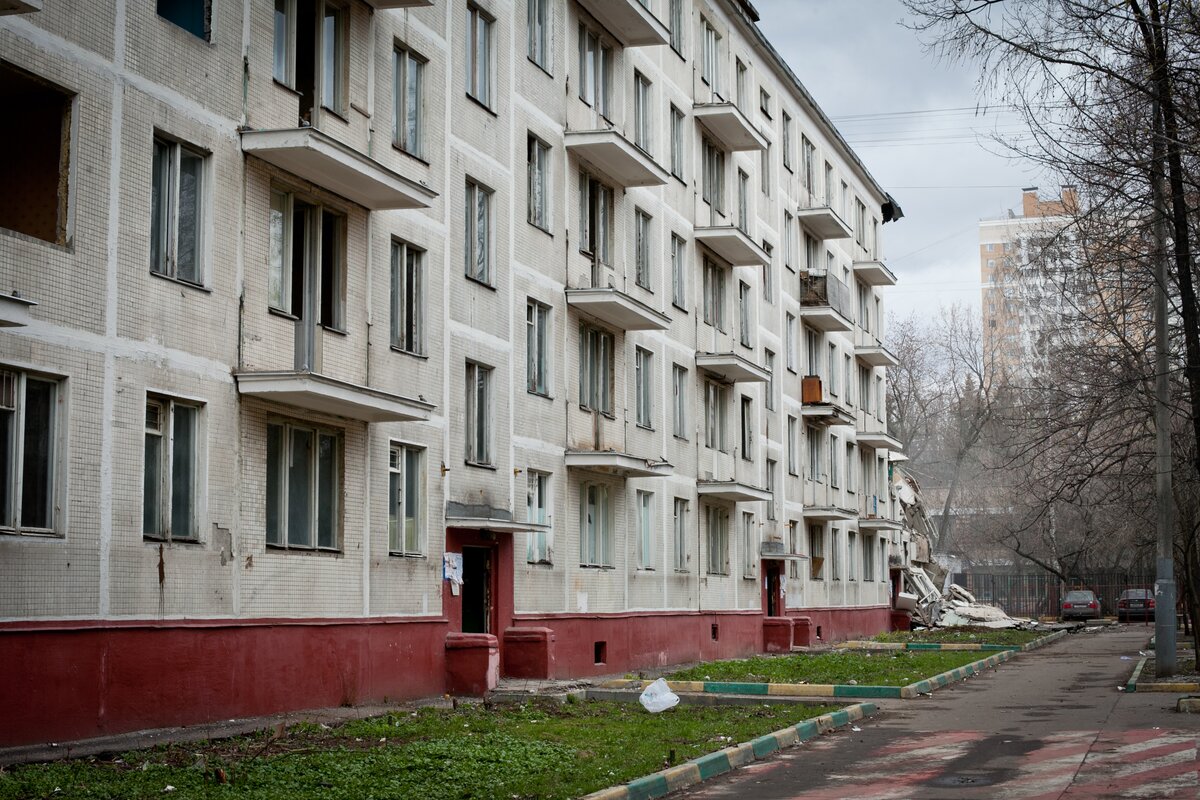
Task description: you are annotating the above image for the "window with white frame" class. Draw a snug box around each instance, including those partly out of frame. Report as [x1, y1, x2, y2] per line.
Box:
[578, 25, 612, 116]
[393, 43, 425, 158]
[320, 3, 346, 114]
[848, 530, 857, 580]
[266, 420, 341, 550]
[673, 497, 689, 570]
[634, 71, 653, 154]
[527, 135, 550, 231]
[735, 58, 747, 109]
[804, 232, 819, 272]
[635, 209, 652, 289]
[787, 520, 800, 578]
[862, 532, 874, 581]
[859, 365, 872, 415]
[830, 434, 840, 488]
[465, 361, 493, 465]
[671, 233, 687, 308]
[151, 136, 205, 286]
[764, 350, 775, 410]
[273, 2, 348, 123]
[879, 537, 887, 581]
[785, 313, 796, 371]
[844, 353, 853, 403]
[466, 4, 493, 106]
[846, 441, 856, 493]
[0, 371, 58, 535]
[807, 424, 822, 480]
[855, 198, 867, 243]
[802, 136, 816, 198]
[786, 415, 798, 475]
[701, 18, 721, 91]
[143, 396, 200, 542]
[391, 239, 423, 355]
[669, 0, 684, 52]
[526, 470, 551, 563]
[527, 300, 550, 396]
[742, 511, 756, 577]
[579, 325, 613, 415]
[841, 180, 850, 220]
[738, 280, 751, 347]
[739, 395, 753, 460]
[580, 482, 612, 566]
[464, 178, 492, 284]
[704, 379, 729, 452]
[388, 443, 424, 556]
[762, 242, 774, 302]
[268, 189, 345, 332]
[702, 256, 727, 331]
[672, 364, 688, 439]
[636, 490, 654, 569]
[783, 211, 795, 270]
[809, 524, 825, 579]
[761, 142, 771, 197]
[759, 87, 772, 118]
[527, 0, 549, 71]
[702, 138, 725, 214]
[670, 105, 685, 179]
[705, 504, 729, 575]
[766, 459, 777, 520]
[828, 343, 839, 396]
[805, 327, 821, 378]
[824, 162, 835, 208]
[831, 527, 842, 580]
[579, 171, 613, 265]
[635, 347, 653, 429]
[736, 168, 749, 232]
[782, 111, 793, 171]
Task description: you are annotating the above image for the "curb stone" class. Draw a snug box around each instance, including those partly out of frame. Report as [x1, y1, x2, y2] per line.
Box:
[838, 629, 1068, 654]
[1125, 656, 1200, 693]
[579, 702, 879, 800]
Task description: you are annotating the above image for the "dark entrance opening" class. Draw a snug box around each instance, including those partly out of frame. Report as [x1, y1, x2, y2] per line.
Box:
[765, 562, 782, 617]
[461, 546, 492, 634]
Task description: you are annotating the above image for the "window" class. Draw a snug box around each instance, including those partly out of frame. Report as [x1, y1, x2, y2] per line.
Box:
[844, 354, 852, 404]
[466, 4, 494, 106]
[859, 365, 872, 415]
[266, 420, 340, 550]
[320, 3, 346, 114]
[787, 520, 800, 578]
[527, 135, 550, 230]
[762, 242, 774, 302]
[735, 58, 747, 109]
[739, 395, 753, 460]
[824, 162, 835, 207]
[157, 0, 210, 40]
[786, 415, 798, 475]
[785, 313, 796, 371]
[465, 362, 493, 465]
[579, 172, 613, 265]
[702, 138, 725, 213]
[578, 25, 612, 116]
[579, 325, 613, 414]
[830, 434, 840, 488]
[464, 179, 492, 284]
[808, 524, 824, 579]
[831, 528, 842, 580]
[268, 189, 346, 335]
[673, 498, 689, 570]
[802, 137, 816, 198]
[807, 425, 822, 480]
[764, 350, 775, 410]
[841, 180, 850, 220]
[391, 239, 423, 355]
[783, 211, 795, 270]
[527, 0, 549, 70]
[635, 209, 652, 289]
[702, 256, 726, 330]
[151, 136, 206, 286]
[527, 470, 551, 563]
[389, 443, 424, 556]
[273, 0, 293, 83]
[669, 0, 684, 52]
[143, 396, 200, 542]
[736, 169, 749, 232]
[527, 300, 550, 395]
[671, 233, 687, 308]
[804, 233, 819, 272]
[742, 511, 756, 576]
[828, 343, 839, 395]
[705, 505, 729, 575]
[766, 459, 777, 520]
[669, 105, 686, 179]
[634, 72, 653, 153]
[273, 1, 345, 124]
[848, 531, 857, 580]
[637, 490, 654, 569]
[701, 19, 721, 91]
[782, 111, 793, 171]
[738, 280, 751, 347]
[806, 327, 821, 377]
[855, 198, 868, 243]
[672, 364, 688, 439]
[846, 442, 856, 493]
[761, 142, 771, 196]
[393, 44, 425, 157]
[635, 347, 653, 428]
[759, 87, 772, 117]
[704, 380, 729, 451]
[862, 533, 874, 581]
[879, 537, 887, 582]
[581, 482, 612, 566]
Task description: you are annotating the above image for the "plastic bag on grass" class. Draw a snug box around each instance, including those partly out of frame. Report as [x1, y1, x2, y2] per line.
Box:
[639, 678, 680, 713]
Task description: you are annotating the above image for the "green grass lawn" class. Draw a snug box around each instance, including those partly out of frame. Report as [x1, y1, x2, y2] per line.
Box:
[872, 626, 1045, 647]
[667, 649, 989, 686]
[0, 700, 841, 800]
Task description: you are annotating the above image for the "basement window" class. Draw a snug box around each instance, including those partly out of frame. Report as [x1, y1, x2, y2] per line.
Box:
[157, 0, 212, 41]
[0, 62, 72, 245]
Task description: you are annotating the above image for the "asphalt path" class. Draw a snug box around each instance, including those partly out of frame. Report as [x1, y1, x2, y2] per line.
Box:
[674, 626, 1200, 799]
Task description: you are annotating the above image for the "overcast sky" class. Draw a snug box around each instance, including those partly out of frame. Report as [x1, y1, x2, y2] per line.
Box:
[754, 0, 1049, 323]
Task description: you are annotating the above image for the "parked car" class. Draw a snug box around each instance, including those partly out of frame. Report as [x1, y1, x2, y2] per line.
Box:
[1061, 590, 1102, 621]
[1117, 589, 1155, 622]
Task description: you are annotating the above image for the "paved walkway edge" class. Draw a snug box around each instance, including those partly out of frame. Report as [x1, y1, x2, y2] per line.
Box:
[579, 702, 879, 800]
[838, 629, 1069, 653]
[1125, 655, 1200, 692]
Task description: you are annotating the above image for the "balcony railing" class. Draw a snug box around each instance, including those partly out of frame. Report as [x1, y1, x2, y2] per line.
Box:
[799, 272, 854, 319]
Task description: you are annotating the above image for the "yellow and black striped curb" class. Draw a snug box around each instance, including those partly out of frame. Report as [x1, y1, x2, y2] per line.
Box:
[837, 629, 1069, 654]
[601, 650, 1014, 700]
[1125, 656, 1200, 693]
[579, 702, 879, 800]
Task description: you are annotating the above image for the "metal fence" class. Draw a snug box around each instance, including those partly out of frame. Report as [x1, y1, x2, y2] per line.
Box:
[950, 571, 1157, 620]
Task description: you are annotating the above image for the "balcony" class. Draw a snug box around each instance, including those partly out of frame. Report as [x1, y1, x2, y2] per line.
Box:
[853, 259, 898, 286]
[859, 516, 902, 532]
[799, 272, 853, 332]
[577, 0, 670, 47]
[565, 450, 673, 478]
[694, 103, 768, 152]
[0, 0, 40, 13]
[234, 370, 434, 423]
[856, 430, 903, 451]
[796, 206, 853, 240]
[800, 376, 854, 427]
[565, 130, 669, 187]
[566, 287, 670, 331]
[694, 226, 770, 267]
[240, 128, 436, 210]
[696, 480, 772, 502]
[803, 505, 856, 522]
[0, 292, 36, 327]
[696, 352, 770, 384]
[856, 343, 900, 368]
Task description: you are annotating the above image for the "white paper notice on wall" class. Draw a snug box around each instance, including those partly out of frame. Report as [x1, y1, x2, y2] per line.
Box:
[576, 591, 588, 613]
[444, 552, 463, 585]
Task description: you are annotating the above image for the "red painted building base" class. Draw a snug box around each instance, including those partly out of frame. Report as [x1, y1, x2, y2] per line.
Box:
[891, 610, 912, 632]
[502, 627, 556, 679]
[787, 605, 891, 644]
[763, 616, 794, 652]
[444, 632, 499, 696]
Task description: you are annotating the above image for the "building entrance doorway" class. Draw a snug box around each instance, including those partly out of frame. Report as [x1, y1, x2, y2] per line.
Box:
[461, 546, 493, 634]
[765, 561, 783, 617]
